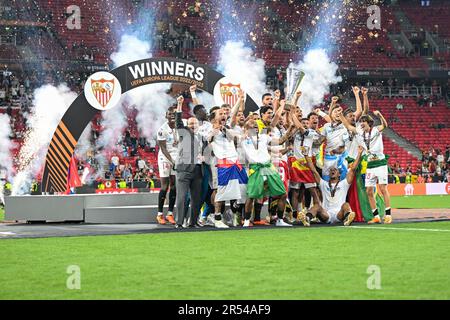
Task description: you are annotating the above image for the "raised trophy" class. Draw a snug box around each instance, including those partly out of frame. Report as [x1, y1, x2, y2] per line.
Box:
[285, 67, 305, 111]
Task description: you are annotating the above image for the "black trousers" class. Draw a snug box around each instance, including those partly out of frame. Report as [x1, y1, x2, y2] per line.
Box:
[175, 164, 203, 225]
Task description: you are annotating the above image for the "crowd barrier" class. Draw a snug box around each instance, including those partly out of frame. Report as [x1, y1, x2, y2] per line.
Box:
[387, 183, 450, 196]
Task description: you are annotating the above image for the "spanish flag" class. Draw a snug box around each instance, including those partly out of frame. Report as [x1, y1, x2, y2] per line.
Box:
[288, 156, 315, 184]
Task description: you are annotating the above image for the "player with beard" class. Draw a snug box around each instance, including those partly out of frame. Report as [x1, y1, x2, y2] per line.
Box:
[288, 106, 322, 220]
[240, 115, 296, 227]
[156, 106, 178, 225]
[341, 86, 365, 160]
[267, 99, 293, 223]
[301, 111, 324, 212]
[209, 116, 248, 229]
[298, 146, 364, 227]
[228, 92, 248, 225]
[261, 92, 273, 108]
[250, 92, 276, 225]
[320, 97, 350, 181]
[204, 98, 246, 228]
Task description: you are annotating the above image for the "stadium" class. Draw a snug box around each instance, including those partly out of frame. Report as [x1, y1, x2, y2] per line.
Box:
[0, 0, 449, 302]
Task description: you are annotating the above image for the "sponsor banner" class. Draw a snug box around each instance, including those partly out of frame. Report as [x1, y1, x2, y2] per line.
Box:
[388, 183, 450, 196]
[126, 59, 207, 90]
[96, 188, 138, 194]
[426, 183, 450, 195]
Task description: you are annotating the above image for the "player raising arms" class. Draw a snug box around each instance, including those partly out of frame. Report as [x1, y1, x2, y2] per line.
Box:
[319, 97, 350, 181]
[299, 146, 364, 227]
[241, 114, 296, 227]
[338, 108, 392, 224]
[288, 103, 322, 219]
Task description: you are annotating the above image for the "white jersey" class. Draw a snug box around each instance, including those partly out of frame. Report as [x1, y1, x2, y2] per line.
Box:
[345, 123, 363, 159]
[211, 131, 238, 162]
[198, 120, 213, 139]
[293, 129, 319, 159]
[310, 126, 322, 157]
[322, 122, 348, 154]
[157, 122, 178, 161]
[232, 125, 247, 165]
[270, 126, 288, 163]
[241, 133, 272, 164]
[319, 178, 351, 216]
[357, 126, 385, 161]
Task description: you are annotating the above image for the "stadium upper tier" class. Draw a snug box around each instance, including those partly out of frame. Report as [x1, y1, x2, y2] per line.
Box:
[0, 0, 448, 69]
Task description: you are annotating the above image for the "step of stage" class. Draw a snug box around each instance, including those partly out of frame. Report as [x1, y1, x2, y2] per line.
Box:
[85, 205, 159, 223]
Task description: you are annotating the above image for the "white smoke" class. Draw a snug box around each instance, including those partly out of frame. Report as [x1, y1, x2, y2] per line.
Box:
[195, 92, 217, 110]
[129, 84, 173, 141]
[0, 113, 14, 204]
[95, 100, 128, 152]
[110, 34, 151, 66]
[0, 113, 14, 181]
[290, 49, 342, 114]
[74, 123, 93, 161]
[217, 40, 267, 106]
[12, 84, 76, 195]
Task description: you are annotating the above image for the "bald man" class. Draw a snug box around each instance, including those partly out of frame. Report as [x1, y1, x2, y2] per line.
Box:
[174, 96, 204, 228]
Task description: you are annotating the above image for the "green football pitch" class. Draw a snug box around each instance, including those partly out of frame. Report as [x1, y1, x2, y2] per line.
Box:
[389, 195, 449, 209]
[1, 221, 450, 300]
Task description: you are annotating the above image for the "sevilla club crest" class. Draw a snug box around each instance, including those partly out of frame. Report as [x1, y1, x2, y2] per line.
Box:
[220, 83, 241, 106]
[84, 71, 121, 111]
[91, 78, 115, 108]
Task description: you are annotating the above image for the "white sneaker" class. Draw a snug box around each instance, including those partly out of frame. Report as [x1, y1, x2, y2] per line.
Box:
[276, 219, 292, 227]
[205, 214, 216, 227]
[243, 219, 251, 228]
[214, 219, 229, 229]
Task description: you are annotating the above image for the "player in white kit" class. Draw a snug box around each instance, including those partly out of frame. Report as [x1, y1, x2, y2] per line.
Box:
[298, 146, 364, 226]
[156, 106, 178, 225]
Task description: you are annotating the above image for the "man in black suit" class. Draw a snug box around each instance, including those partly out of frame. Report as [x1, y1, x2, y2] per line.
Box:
[174, 96, 204, 228]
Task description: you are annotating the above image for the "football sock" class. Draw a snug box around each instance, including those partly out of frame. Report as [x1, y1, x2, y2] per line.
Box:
[254, 202, 263, 221]
[372, 208, 379, 217]
[385, 207, 391, 216]
[157, 189, 167, 213]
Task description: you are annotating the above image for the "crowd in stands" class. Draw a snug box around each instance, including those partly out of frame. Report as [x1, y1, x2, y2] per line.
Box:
[390, 145, 450, 184]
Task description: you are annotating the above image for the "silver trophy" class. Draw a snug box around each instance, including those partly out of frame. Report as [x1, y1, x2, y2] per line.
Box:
[285, 67, 305, 110]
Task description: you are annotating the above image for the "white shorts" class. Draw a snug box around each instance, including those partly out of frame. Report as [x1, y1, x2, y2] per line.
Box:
[326, 211, 340, 224]
[322, 207, 340, 224]
[365, 165, 388, 187]
[289, 181, 316, 189]
[209, 158, 218, 190]
[158, 156, 175, 178]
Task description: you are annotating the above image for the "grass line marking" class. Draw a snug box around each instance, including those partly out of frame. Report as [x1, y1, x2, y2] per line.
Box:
[342, 226, 450, 233]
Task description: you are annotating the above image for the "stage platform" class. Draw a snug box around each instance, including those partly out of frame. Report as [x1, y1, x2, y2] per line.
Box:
[4, 193, 250, 224]
[5, 193, 167, 224]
